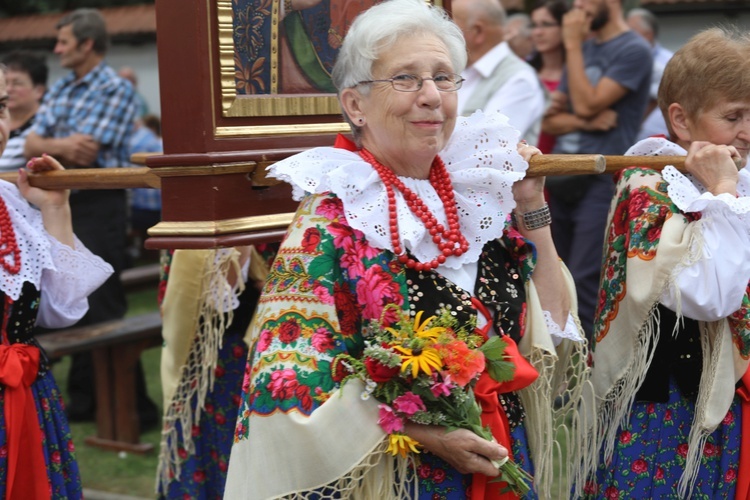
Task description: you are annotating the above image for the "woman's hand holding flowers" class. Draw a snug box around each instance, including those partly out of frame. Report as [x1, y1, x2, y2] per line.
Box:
[403, 423, 506, 476]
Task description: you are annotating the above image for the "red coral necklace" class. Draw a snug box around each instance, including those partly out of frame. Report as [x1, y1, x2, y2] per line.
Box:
[359, 148, 469, 272]
[0, 197, 21, 275]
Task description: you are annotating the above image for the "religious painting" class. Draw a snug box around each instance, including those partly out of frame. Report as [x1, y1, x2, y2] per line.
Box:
[216, 0, 447, 137]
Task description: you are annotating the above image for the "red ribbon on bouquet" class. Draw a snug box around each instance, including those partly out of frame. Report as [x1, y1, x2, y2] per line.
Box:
[0, 343, 50, 500]
[470, 297, 538, 500]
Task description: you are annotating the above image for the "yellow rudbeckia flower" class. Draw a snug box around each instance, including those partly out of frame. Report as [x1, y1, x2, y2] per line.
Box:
[394, 344, 443, 377]
[412, 310, 446, 340]
[387, 433, 421, 458]
[385, 310, 445, 342]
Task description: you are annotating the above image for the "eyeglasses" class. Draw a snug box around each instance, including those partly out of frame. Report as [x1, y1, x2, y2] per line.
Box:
[357, 73, 464, 92]
[6, 78, 33, 89]
[530, 21, 560, 29]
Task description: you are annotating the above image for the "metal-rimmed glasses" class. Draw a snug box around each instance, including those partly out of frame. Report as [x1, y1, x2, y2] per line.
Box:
[356, 73, 464, 92]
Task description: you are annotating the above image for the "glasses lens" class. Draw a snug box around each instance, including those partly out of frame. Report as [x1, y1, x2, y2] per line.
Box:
[392, 75, 420, 91]
[435, 74, 462, 91]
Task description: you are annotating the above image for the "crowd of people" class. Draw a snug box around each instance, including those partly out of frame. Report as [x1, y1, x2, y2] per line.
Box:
[0, 0, 749, 499]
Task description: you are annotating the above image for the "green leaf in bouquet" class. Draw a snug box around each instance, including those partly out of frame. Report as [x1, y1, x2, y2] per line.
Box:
[480, 337, 516, 383]
[464, 389, 483, 420]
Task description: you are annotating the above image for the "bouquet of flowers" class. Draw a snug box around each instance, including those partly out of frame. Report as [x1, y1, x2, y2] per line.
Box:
[333, 307, 532, 496]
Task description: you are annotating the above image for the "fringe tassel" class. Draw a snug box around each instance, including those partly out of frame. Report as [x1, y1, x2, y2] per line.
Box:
[156, 251, 244, 495]
[596, 305, 661, 473]
[273, 440, 418, 500]
[519, 337, 596, 499]
[677, 322, 719, 498]
[519, 349, 555, 496]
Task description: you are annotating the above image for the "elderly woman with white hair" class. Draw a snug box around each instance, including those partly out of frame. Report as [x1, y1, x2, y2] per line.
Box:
[224, 0, 591, 498]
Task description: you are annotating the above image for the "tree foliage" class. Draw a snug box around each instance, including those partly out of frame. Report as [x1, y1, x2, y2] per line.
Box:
[0, 0, 153, 17]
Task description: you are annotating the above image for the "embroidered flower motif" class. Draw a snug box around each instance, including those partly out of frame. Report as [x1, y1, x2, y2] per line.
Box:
[301, 227, 322, 252]
[311, 328, 336, 352]
[315, 197, 344, 220]
[278, 319, 301, 344]
[356, 265, 403, 321]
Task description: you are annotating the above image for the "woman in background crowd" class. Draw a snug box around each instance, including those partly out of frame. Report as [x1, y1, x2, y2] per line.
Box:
[528, 0, 568, 154]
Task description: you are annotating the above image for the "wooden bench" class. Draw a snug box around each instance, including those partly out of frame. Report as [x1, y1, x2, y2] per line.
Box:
[37, 263, 163, 454]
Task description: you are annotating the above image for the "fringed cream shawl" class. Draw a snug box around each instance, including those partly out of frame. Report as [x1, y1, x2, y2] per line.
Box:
[591, 138, 750, 498]
[157, 248, 260, 493]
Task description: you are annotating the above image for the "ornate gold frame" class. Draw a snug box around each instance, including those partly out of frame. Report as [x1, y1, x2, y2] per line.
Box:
[213, 0, 444, 137]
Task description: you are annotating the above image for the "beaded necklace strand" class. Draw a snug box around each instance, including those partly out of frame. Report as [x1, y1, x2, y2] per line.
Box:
[359, 148, 468, 271]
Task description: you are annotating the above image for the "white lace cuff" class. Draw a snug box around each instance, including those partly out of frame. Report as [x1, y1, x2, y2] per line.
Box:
[208, 248, 246, 312]
[663, 165, 750, 216]
[545, 311, 583, 347]
[37, 236, 114, 328]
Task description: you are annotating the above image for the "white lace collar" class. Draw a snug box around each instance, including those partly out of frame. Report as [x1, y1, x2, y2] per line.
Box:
[0, 180, 56, 300]
[626, 137, 750, 214]
[269, 110, 525, 268]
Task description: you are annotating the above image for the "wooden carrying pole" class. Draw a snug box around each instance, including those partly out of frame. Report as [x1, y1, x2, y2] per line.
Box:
[0, 166, 160, 190]
[0, 155, 698, 190]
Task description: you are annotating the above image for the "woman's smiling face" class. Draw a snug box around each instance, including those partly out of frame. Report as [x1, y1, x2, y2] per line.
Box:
[351, 33, 458, 178]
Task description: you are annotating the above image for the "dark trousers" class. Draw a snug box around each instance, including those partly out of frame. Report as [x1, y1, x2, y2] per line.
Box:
[548, 174, 615, 340]
[65, 190, 156, 423]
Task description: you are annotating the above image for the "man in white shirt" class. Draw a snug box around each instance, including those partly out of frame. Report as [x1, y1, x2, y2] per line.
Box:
[627, 8, 673, 140]
[505, 13, 534, 61]
[453, 0, 546, 145]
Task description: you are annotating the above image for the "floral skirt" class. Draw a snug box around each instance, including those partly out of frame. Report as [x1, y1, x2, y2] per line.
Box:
[158, 333, 248, 500]
[417, 423, 537, 499]
[0, 369, 82, 499]
[583, 378, 740, 499]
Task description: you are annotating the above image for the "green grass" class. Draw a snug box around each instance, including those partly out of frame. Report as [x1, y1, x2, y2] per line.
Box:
[52, 287, 163, 498]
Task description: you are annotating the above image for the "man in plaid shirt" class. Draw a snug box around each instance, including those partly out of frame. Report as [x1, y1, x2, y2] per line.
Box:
[25, 8, 158, 426]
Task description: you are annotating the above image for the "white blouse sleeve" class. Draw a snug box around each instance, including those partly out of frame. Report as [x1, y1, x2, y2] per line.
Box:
[207, 248, 250, 313]
[661, 203, 750, 321]
[546, 311, 584, 346]
[36, 235, 114, 328]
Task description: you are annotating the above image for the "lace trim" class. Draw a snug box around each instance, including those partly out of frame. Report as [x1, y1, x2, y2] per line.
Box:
[544, 311, 583, 346]
[625, 137, 750, 215]
[0, 181, 111, 301]
[268, 110, 525, 268]
[39, 236, 115, 323]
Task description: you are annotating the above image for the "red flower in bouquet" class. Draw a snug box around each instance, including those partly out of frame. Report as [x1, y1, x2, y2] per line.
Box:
[365, 357, 400, 382]
[434, 339, 485, 387]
